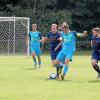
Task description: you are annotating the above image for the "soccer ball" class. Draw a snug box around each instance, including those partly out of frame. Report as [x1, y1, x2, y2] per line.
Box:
[49, 72, 57, 79]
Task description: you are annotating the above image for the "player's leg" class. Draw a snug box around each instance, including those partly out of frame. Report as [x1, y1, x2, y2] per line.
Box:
[35, 46, 41, 68]
[91, 57, 100, 78]
[55, 51, 65, 78]
[50, 51, 60, 76]
[59, 59, 69, 80]
[31, 46, 37, 68]
[37, 56, 41, 68]
[59, 51, 74, 80]
[55, 51, 63, 75]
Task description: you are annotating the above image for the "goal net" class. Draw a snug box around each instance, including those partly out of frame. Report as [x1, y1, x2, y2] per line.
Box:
[0, 17, 30, 55]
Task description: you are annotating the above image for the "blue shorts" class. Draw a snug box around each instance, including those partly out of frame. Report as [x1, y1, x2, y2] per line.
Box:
[57, 50, 75, 62]
[92, 54, 100, 62]
[30, 45, 41, 56]
[50, 51, 60, 60]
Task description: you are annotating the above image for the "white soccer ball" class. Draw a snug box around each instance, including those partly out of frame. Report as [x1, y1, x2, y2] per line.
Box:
[49, 72, 57, 79]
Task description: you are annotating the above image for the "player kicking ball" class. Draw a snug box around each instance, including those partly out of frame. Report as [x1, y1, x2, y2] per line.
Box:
[54, 22, 87, 80]
[42, 24, 63, 78]
[91, 28, 100, 79]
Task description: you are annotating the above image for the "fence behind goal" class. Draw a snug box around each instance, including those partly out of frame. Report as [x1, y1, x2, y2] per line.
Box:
[0, 17, 30, 55]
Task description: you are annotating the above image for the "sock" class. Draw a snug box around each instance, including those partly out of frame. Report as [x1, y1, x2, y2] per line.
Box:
[33, 57, 37, 65]
[93, 64, 100, 74]
[63, 64, 68, 75]
[39, 61, 41, 65]
[56, 66, 59, 76]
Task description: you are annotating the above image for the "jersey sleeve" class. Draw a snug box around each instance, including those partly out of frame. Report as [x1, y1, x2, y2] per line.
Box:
[28, 32, 31, 40]
[39, 32, 42, 39]
[57, 33, 61, 39]
[72, 31, 77, 37]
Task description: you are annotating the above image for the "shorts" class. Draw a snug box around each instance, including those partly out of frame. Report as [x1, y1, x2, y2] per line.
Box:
[92, 54, 100, 62]
[50, 50, 60, 60]
[30, 45, 41, 56]
[57, 50, 75, 62]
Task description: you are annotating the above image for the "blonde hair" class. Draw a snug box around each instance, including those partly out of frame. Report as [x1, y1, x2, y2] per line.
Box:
[62, 22, 69, 29]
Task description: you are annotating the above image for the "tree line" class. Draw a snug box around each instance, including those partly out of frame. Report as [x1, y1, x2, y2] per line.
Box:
[0, 0, 100, 51]
[0, 0, 100, 32]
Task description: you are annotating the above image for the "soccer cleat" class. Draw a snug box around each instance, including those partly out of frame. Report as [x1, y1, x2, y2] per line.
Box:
[97, 74, 100, 79]
[39, 64, 41, 68]
[34, 63, 37, 69]
[59, 73, 64, 80]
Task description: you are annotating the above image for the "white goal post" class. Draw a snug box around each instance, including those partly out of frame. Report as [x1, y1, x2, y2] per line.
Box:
[0, 17, 30, 55]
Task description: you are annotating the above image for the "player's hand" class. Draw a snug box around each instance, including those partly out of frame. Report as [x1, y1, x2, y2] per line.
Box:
[83, 31, 87, 37]
[41, 37, 45, 44]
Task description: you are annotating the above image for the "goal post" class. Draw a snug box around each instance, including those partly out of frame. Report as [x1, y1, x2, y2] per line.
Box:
[0, 17, 30, 55]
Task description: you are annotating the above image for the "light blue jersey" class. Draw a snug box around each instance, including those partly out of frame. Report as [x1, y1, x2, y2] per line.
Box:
[62, 31, 77, 52]
[29, 31, 42, 56]
[57, 31, 77, 61]
[29, 31, 42, 46]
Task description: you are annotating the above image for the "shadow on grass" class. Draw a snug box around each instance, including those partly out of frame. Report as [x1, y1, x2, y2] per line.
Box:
[24, 67, 36, 70]
[88, 80, 100, 83]
[45, 78, 72, 82]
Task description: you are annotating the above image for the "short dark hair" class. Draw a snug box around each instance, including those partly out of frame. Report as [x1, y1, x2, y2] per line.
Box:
[92, 27, 100, 33]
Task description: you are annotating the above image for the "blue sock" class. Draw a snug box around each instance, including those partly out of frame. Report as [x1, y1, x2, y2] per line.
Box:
[39, 61, 41, 65]
[63, 65, 68, 75]
[33, 57, 37, 65]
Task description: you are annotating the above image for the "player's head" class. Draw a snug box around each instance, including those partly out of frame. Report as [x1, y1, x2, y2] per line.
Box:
[32, 24, 37, 31]
[92, 27, 100, 37]
[62, 22, 69, 33]
[51, 24, 58, 33]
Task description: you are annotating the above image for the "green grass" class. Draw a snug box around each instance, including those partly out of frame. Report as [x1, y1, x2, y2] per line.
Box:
[0, 53, 100, 100]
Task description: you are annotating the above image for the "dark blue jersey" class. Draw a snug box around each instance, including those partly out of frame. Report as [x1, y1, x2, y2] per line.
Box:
[91, 36, 100, 55]
[47, 32, 62, 51]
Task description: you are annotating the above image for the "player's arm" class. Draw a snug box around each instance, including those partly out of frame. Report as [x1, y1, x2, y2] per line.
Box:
[41, 36, 50, 43]
[41, 33, 50, 43]
[26, 34, 30, 46]
[76, 31, 87, 37]
[91, 40, 93, 47]
[39, 32, 45, 42]
[55, 37, 63, 51]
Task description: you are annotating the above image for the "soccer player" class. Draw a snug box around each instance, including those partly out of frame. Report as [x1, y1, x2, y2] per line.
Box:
[91, 27, 100, 78]
[42, 24, 62, 77]
[27, 24, 43, 69]
[54, 22, 87, 80]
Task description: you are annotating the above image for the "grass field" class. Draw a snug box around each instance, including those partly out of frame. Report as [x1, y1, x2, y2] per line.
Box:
[0, 52, 100, 100]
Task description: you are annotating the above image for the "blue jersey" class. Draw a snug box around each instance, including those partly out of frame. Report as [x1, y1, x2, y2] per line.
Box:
[61, 31, 77, 52]
[29, 31, 42, 46]
[47, 32, 62, 51]
[91, 36, 100, 55]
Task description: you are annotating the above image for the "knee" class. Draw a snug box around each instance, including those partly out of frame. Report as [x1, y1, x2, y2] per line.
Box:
[52, 60, 59, 67]
[91, 60, 96, 66]
[32, 53, 35, 57]
[65, 59, 69, 65]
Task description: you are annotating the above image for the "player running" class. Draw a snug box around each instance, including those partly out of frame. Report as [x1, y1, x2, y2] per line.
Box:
[91, 27, 100, 78]
[42, 24, 63, 77]
[27, 24, 43, 69]
[54, 22, 87, 80]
